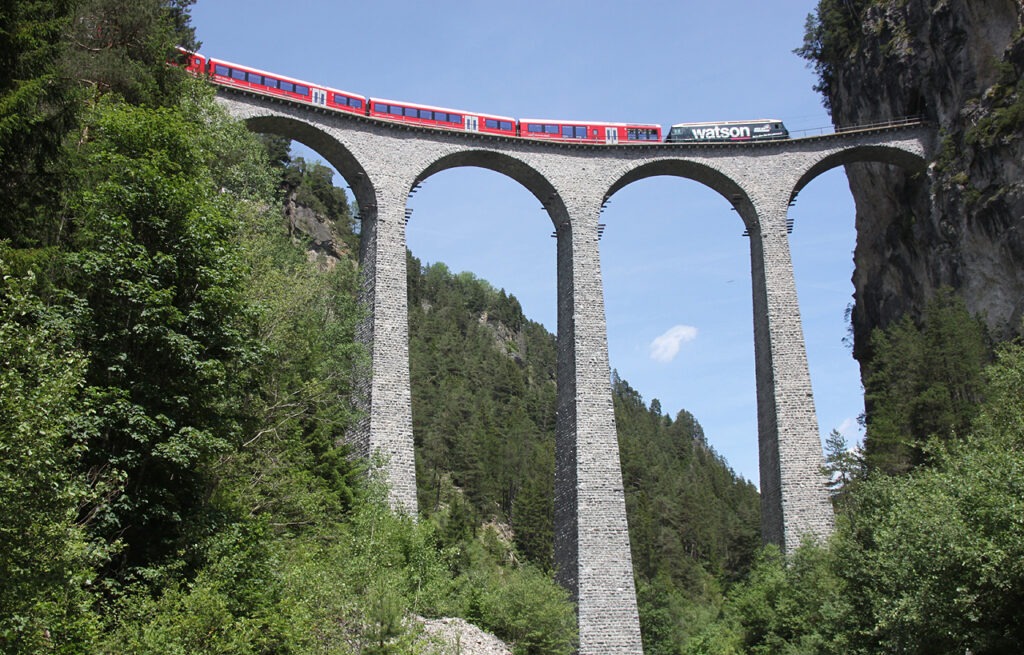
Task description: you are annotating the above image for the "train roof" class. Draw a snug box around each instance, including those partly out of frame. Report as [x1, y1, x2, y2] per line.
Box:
[370, 97, 515, 121]
[204, 54, 363, 97]
[669, 119, 783, 128]
[519, 118, 660, 127]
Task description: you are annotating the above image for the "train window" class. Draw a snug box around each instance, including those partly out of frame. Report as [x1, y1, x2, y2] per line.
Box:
[404, 107, 417, 117]
[279, 81, 294, 93]
[485, 119, 498, 129]
[214, 65, 229, 77]
[264, 77, 278, 88]
[562, 126, 573, 138]
[575, 126, 587, 138]
[351, 98, 363, 109]
[373, 103, 386, 113]
[389, 105, 403, 116]
[333, 94, 345, 105]
[527, 124, 542, 133]
[295, 85, 309, 96]
[448, 114, 461, 123]
[231, 69, 246, 80]
[545, 124, 559, 134]
[500, 120, 512, 131]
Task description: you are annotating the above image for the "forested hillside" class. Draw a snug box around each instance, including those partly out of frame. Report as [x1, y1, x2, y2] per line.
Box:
[404, 256, 762, 652]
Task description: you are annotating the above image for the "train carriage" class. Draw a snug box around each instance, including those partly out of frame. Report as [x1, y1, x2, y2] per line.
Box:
[203, 56, 366, 115]
[368, 98, 516, 137]
[519, 119, 661, 144]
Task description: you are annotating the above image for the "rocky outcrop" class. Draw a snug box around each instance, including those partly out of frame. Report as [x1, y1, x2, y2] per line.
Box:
[417, 617, 514, 655]
[812, 0, 1024, 362]
[284, 197, 349, 269]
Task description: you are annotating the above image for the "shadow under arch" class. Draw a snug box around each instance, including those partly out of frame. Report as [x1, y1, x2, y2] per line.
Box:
[241, 114, 377, 216]
[605, 159, 754, 231]
[416, 150, 566, 228]
[791, 144, 928, 201]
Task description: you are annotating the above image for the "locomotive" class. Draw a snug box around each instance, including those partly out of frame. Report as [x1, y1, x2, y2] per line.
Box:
[181, 51, 786, 145]
[665, 120, 789, 142]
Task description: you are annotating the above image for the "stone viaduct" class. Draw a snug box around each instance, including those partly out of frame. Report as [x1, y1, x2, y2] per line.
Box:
[216, 88, 934, 655]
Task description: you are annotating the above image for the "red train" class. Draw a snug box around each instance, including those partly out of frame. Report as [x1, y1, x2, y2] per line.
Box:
[182, 50, 787, 145]
[181, 50, 661, 144]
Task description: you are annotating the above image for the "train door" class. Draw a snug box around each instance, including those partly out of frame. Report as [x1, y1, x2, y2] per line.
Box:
[311, 88, 327, 106]
[466, 116, 479, 131]
[605, 127, 619, 144]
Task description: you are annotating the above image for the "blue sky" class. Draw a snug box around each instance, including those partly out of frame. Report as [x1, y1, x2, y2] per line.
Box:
[190, 0, 863, 483]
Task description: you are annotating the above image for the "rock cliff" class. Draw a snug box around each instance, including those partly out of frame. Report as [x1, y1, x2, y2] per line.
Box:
[803, 0, 1024, 362]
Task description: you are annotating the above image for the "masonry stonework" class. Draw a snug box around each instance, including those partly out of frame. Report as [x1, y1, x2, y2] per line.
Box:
[216, 89, 933, 653]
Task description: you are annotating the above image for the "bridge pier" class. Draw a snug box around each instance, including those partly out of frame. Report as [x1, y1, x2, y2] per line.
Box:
[553, 198, 643, 655]
[351, 184, 418, 516]
[746, 194, 834, 552]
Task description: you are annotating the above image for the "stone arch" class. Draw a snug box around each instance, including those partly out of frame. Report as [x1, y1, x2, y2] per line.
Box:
[604, 158, 756, 231]
[239, 114, 377, 217]
[791, 143, 928, 201]
[415, 149, 568, 228]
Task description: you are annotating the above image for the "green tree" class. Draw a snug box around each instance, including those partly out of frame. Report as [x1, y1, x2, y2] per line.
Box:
[0, 260, 100, 653]
[62, 0, 196, 106]
[794, 0, 871, 114]
[691, 342, 1024, 655]
[65, 97, 262, 578]
[832, 344, 1024, 654]
[821, 429, 862, 509]
[0, 0, 80, 247]
[862, 290, 990, 474]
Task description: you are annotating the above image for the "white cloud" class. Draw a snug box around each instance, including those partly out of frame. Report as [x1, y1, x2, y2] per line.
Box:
[649, 325, 698, 363]
[837, 417, 859, 437]
[835, 417, 864, 449]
